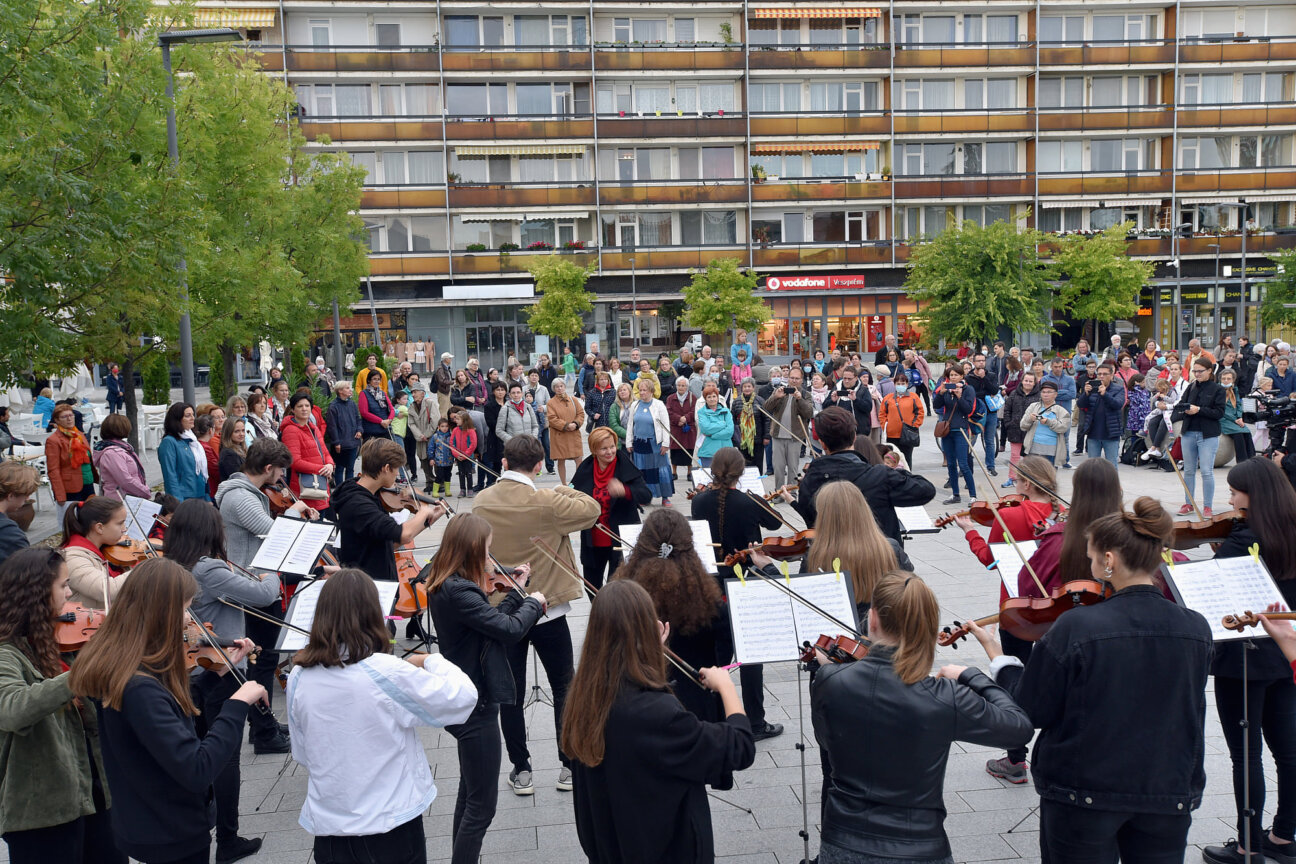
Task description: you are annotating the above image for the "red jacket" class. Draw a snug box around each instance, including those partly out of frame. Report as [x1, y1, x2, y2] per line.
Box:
[961, 500, 1058, 602]
[280, 418, 335, 511]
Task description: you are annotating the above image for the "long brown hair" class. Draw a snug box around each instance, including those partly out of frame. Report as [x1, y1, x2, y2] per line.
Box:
[615, 508, 721, 636]
[294, 569, 392, 668]
[805, 481, 897, 609]
[69, 558, 199, 714]
[0, 548, 67, 678]
[1086, 497, 1174, 576]
[871, 571, 938, 685]
[426, 513, 491, 593]
[1058, 459, 1123, 584]
[1227, 458, 1296, 580]
[709, 447, 746, 544]
[561, 580, 669, 767]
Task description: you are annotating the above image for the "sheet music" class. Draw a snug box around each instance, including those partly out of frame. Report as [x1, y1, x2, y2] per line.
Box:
[691, 468, 713, 486]
[278, 579, 402, 651]
[989, 541, 1039, 599]
[279, 522, 336, 576]
[619, 520, 718, 572]
[250, 519, 304, 572]
[896, 506, 937, 534]
[1162, 557, 1288, 642]
[122, 496, 162, 542]
[738, 467, 764, 495]
[787, 571, 859, 643]
[725, 572, 857, 664]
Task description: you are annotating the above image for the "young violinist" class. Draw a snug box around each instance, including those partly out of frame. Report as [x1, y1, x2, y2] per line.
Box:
[61, 497, 130, 610]
[0, 547, 125, 864]
[962, 499, 1211, 863]
[164, 499, 283, 860]
[0, 462, 38, 566]
[562, 579, 756, 864]
[331, 438, 446, 582]
[690, 446, 784, 741]
[951, 454, 1059, 781]
[806, 480, 909, 624]
[424, 513, 546, 864]
[811, 572, 1032, 864]
[68, 558, 266, 864]
[1203, 457, 1296, 864]
[286, 568, 478, 864]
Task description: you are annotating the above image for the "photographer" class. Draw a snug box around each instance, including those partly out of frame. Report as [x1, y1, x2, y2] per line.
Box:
[1171, 358, 1226, 517]
[764, 368, 812, 491]
[1076, 362, 1125, 468]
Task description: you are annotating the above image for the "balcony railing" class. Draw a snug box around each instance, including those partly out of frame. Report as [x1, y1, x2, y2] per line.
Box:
[593, 44, 746, 71]
[1037, 39, 1175, 66]
[749, 113, 890, 136]
[892, 109, 1032, 134]
[747, 44, 891, 70]
[1037, 106, 1173, 133]
[752, 179, 892, 202]
[448, 183, 597, 207]
[360, 187, 448, 209]
[599, 179, 747, 205]
[1179, 36, 1296, 65]
[893, 44, 1035, 67]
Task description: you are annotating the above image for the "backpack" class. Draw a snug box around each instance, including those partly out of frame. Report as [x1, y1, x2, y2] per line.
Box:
[1119, 435, 1147, 466]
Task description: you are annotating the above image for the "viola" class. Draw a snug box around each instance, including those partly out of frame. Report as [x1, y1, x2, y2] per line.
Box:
[183, 620, 258, 672]
[799, 633, 870, 665]
[933, 494, 1029, 529]
[393, 548, 428, 618]
[1170, 507, 1247, 551]
[722, 530, 816, 565]
[378, 485, 443, 514]
[1222, 609, 1296, 632]
[102, 537, 159, 570]
[55, 603, 107, 652]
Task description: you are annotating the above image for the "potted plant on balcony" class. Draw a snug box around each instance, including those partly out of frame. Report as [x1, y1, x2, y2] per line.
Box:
[526, 240, 553, 251]
[751, 164, 767, 184]
[753, 226, 772, 248]
[880, 163, 892, 180]
[466, 243, 487, 252]
[562, 240, 587, 252]
[499, 242, 520, 252]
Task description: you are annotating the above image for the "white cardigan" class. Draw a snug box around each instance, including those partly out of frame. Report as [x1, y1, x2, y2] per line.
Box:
[624, 398, 671, 449]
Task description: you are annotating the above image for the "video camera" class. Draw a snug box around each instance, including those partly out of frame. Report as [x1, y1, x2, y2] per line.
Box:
[1242, 393, 1296, 426]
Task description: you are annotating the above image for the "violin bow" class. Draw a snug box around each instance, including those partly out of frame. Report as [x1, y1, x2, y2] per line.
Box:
[731, 556, 864, 642]
[1011, 460, 1072, 510]
[756, 401, 813, 452]
[1167, 451, 1205, 521]
[445, 441, 502, 483]
[528, 534, 706, 688]
[218, 597, 312, 638]
[961, 432, 1049, 597]
[184, 608, 270, 716]
[486, 553, 531, 601]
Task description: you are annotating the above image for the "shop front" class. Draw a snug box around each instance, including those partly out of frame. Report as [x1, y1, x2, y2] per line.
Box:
[1136, 279, 1264, 351]
[757, 275, 921, 361]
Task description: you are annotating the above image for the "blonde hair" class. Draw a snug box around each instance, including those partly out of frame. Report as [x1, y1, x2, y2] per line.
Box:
[805, 482, 897, 607]
[871, 571, 939, 685]
[1153, 378, 1170, 394]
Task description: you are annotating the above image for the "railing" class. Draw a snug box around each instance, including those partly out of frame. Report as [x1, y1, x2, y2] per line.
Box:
[1037, 106, 1173, 132]
[1037, 39, 1175, 66]
[892, 109, 1032, 134]
[599, 179, 747, 205]
[448, 184, 597, 207]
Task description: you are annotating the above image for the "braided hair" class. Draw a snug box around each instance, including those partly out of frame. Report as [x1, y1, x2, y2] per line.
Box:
[709, 448, 747, 548]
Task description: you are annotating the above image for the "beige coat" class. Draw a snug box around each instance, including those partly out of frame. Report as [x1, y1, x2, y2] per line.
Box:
[470, 479, 600, 606]
[546, 394, 586, 461]
[64, 546, 124, 610]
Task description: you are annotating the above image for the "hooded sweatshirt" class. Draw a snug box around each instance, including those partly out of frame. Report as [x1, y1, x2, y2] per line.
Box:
[189, 556, 280, 669]
[214, 473, 275, 572]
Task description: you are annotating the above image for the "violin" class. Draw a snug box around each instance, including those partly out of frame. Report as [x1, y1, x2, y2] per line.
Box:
[102, 538, 157, 570]
[764, 484, 797, 502]
[55, 603, 108, 652]
[684, 483, 715, 501]
[1222, 609, 1296, 632]
[183, 620, 259, 672]
[722, 530, 816, 565]
[799, 633, 870, 664]
[1170, 508, 1247, 551]
[937, 613, 1001, 648]
[378, 485, 444, 514]
[933, 494, 1029, 529]
[263, 481, 322, 521]
[938, 579, 1113, 645]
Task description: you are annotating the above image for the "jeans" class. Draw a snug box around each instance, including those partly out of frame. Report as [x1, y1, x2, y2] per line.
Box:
[191, 671, 242, 845]
[1085, 437, 1120, 469]
[580, 546, 622, 590]
[334, 447, 358, 484]
[698, 456, 713, 469]
[1038, 799, 1190, 864]
[1179, 430, 1220, 510]
[447, 702, 501, 864]
[538, 424, 554, 471]
[982, 411, 999, 469]
[313, 816, 425, 864]
[1215, 675, 1296, 846]
[501, 617, 573, 772]
[941, 432, 975, 498]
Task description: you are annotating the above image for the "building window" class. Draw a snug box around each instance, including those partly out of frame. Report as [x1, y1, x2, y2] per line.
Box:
[1037, 140, 1083, 173]
[1039, 15, 1083, 44]
[374, 22, 400, 47]
[1037, 208, 1084, 233]
[1038, 77, 1084, 109]
[309, 19, 331, 46]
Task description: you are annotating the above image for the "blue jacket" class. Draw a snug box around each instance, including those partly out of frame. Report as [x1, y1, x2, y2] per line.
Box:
[1041, 372, 1076, 411]
[934, 382, 976, 432]
[1076, 379, 1126, 441]
[1272, 369, 1296, 397]
[106, 373, 123, 399]
[324, 396, 362, 451]
[158, 435, 209, 500]
[730, 341, 756, 366]
[429, 430, 454, 466]
[696, 405, 735, 459]
[33, 395, 56, 427]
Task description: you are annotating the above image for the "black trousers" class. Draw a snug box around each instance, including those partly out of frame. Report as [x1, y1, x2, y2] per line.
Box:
[447, 702, 501, 864]
[501, 616, 574, 772]
[243, 599, 285, 742]
[1230, 431, 1257, 462]
[3, 809, 123, 864]
[1039, 799, 1190, 864]
[1000, 629, 1033, 764]
[580, 545, 622, 591]
[1216, 674, 1296, 845]
[402, 430, 418, 480]
[191, 671, 242, 844]
[313, 816, 425, 864]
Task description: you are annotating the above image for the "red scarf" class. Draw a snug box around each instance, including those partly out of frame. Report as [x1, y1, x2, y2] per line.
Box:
[64, 533, 106, 560]
[591, 456, 617, 548]
[511, 399, 526, 417]
[61, 427, 91, 468]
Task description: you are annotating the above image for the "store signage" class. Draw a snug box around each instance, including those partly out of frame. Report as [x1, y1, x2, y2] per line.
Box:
[766, 274, 867, 291]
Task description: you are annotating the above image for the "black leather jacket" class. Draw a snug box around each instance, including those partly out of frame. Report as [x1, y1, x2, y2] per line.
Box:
[427, 574, 544, 706]
[811, 647, 1032, 859]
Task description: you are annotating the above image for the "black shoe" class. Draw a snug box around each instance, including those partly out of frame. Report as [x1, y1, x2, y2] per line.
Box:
[216, 836, 263, 864]
[423, 483, 435, 494]
[988, 467, 998, 477]
[277, 721, 290, 737]
[942, 494, 961, 505]
[1202, 842, 1250, 864]
[1264, 834, 1296, 864]
[750, 721, 784, 741]
[252, 731, 291, 755]
[942, 480, 951, 489]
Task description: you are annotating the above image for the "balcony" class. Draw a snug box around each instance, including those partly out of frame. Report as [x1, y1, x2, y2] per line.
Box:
[752, 243, 893, 268]
[441, 47, 592, 73]
[369, 254, 452, 277]
[451, 249, 598, 274]
[893, 44, 1035, 68]
[893, 110, 1032, 135]
[447, 183, 596, 208]
[749, 114, 890, 137]
[600, 247, 745, 270]
[593, 44, 745, 71]
[599, 180, 747, 205]
[893, 175, 1033, 198]
[1176, 167, 1296, 196]
[1037, 40, 1175, 67]
[746, 44, 890, 70]
[596, 114, 744, 138]
[1179, 37, 1296, 66]
[1124, 233, 1296, 258]
[752, 179, 891, 202]
[1038, 106, 1173, 133]
[260, 46, 442, 73]
[1178, 104, 1296, 130]
[1037, 170, 1171, 197]
[300, 119, 446, 142]
[360, 187, 447, 209]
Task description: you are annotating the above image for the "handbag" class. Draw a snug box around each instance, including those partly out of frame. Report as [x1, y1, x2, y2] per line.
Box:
[894, 395, 921, 447]
[933, 419, 951, 439]
[985, 392, 1005, 412]
[296, 424, 331, 500]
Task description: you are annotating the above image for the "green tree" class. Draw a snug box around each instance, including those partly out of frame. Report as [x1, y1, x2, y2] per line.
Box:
[1053, 222, 1153, 341]
[142, 351, 172, 405]
[1259, 247, 1296, 330]
[680, 258, 769, 339]
[526, 258, 595, 343]
[904, 219, 1051, 348]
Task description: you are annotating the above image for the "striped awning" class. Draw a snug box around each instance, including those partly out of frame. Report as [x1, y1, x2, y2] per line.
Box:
[187, 7, 276, 28]
[455, 145, 586, 157]
[752, 141, 880, 153]
[460, 212, 526, 223]
[1180, 194, 1290, 205]
[1038, 200, 1090, 209]
[752, 7, 881, 17]
[1040, 197, 1164, 209]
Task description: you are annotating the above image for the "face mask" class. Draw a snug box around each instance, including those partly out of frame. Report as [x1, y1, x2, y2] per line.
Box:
[895, 384, 909, 394]
[772, 376, 784, 386]
[1224, 383, 1234, 389]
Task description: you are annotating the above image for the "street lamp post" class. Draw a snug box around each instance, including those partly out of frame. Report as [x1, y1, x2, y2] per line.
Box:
[629, 256, 636, 352]
[159, 28, 242, 406]
[1221, 201, 1249, 342]
[1207, 244, 1221, 345]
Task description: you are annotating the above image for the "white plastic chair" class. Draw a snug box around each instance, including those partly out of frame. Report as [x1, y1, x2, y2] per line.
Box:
[141, 405, 167, 450]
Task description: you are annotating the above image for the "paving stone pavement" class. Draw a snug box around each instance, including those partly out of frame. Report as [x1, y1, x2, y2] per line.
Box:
[7, 415, 1271, 864]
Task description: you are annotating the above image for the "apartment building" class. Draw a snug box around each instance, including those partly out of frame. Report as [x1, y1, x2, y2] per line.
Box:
[216, 2, 1296, 365]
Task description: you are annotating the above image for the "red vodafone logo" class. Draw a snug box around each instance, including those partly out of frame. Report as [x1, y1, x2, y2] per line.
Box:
[766, 275, 865, 291]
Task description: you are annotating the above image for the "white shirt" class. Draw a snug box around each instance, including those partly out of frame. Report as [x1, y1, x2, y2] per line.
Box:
[287, 652, 477, 836]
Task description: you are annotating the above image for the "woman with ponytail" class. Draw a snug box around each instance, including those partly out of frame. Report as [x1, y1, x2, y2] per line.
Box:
[562, 580, 755, 864]
[962, 498, 1212, 863]
[811, 571, 1032, 864]
[689, 446, 785, 741]
[60, 497, 130, 610]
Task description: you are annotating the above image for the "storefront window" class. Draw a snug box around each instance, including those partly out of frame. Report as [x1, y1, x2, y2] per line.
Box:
[758, 319, 789, 357]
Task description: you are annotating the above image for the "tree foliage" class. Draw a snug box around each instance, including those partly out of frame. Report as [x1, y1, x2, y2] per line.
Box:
[1259, 247, 1296, 330]
[142, 352, 172, 405]
[904, 219, 1052, 347]
[526, 259, 594, 342]
[681, 258, 769, 336]
[1052, 222, 1152, 324]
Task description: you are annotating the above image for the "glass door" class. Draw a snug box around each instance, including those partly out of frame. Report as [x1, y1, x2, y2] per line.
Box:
[788, 318, 822, 358]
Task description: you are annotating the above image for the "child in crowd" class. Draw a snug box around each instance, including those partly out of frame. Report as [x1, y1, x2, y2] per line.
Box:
[731, 350, 752, 388]
[429, 417, 455, 498]
[450, 413, 478, 498]
[1140, 377, 1177, 461]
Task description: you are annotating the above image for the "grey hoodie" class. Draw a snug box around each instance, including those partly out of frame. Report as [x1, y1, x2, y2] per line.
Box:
[214, 473, 275, 572]
[190, 556, 280, 669]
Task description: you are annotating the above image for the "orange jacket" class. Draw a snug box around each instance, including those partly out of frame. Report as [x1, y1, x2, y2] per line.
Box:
[45, 428, 97, 502]
[878, 392, 926, 439]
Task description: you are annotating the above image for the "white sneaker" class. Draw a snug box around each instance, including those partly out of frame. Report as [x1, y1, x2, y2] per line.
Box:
[1141, 449, 1160, 461]
[557, 766, 573, 792]
[508, 769, 534, 796]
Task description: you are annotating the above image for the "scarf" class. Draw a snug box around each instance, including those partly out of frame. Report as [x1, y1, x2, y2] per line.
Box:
[591, 456, 617, 548]
[61, 427, 91, 469]
[511, 399, 526, 417]
[737, 395, 756, 453]
[181, 430, 208, 479]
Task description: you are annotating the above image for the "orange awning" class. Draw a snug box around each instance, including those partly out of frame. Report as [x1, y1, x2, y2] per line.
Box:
[752, 141, 880, 153]
[752, 7, 881, 18]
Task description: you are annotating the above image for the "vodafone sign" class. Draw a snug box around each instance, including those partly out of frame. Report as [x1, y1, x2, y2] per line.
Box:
[765, 274, 867, 292]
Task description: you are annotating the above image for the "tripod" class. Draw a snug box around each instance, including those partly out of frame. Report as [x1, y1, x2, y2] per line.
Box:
[522, 646, 553, 709]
